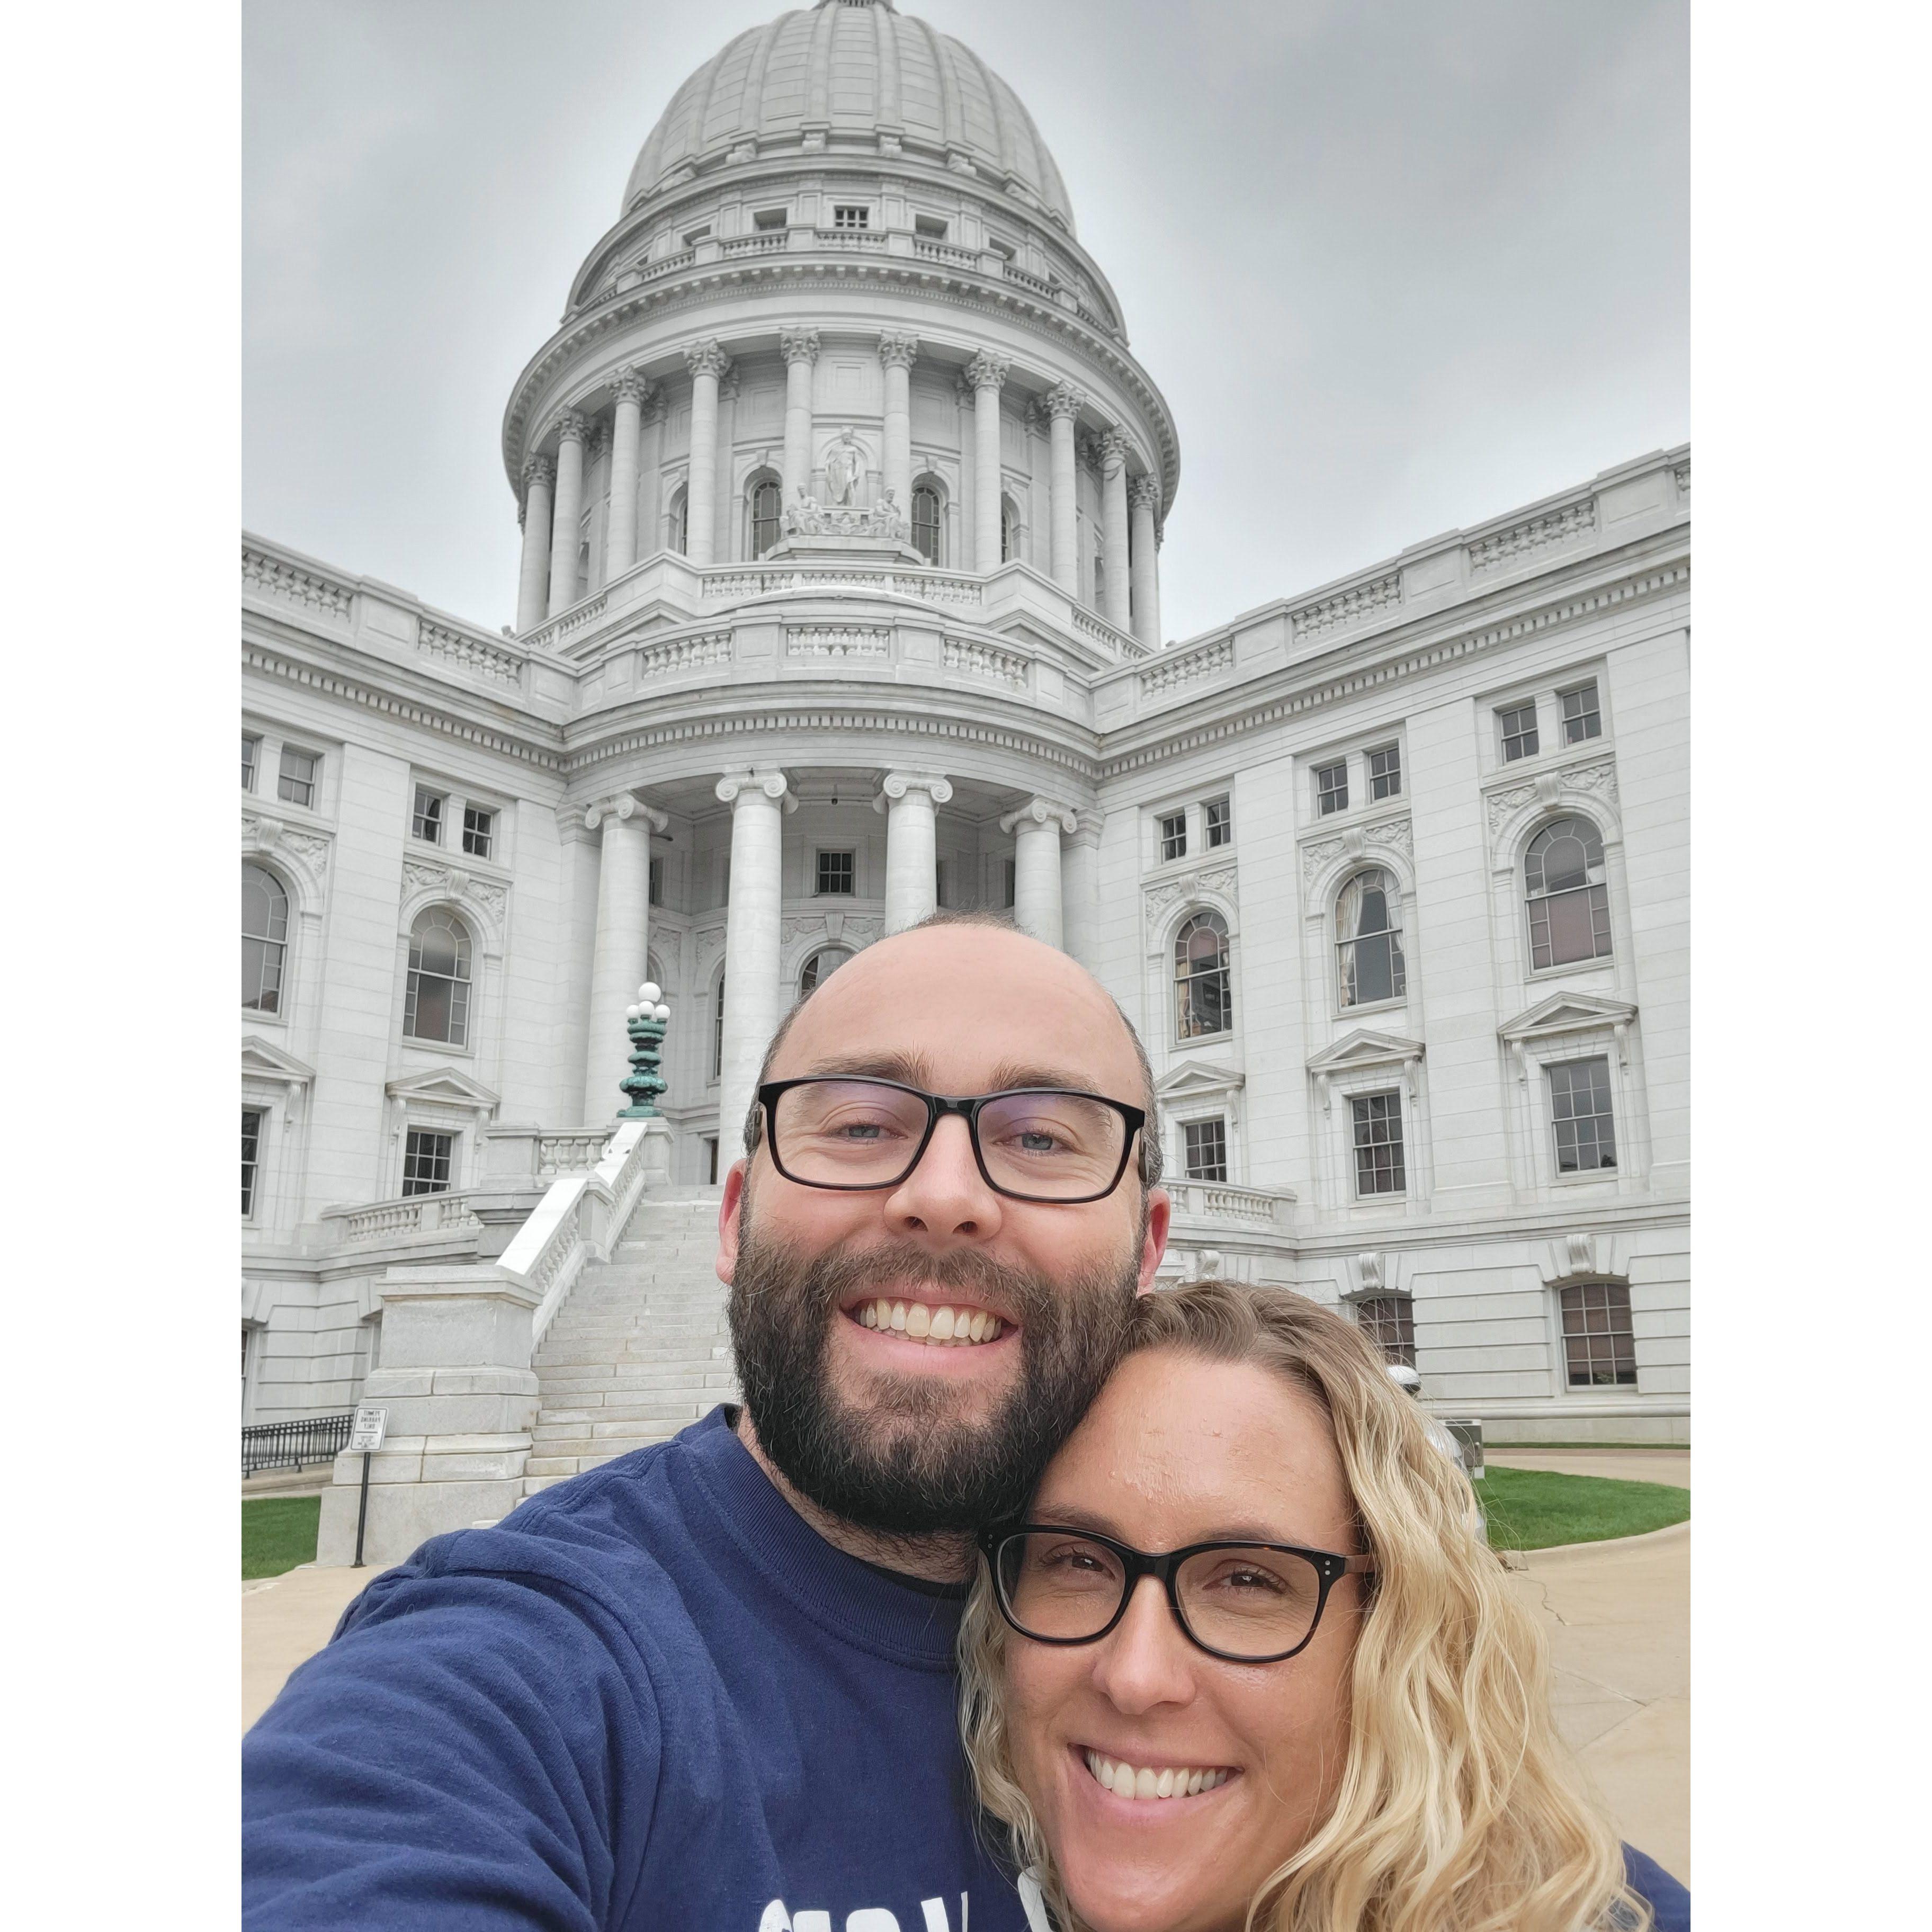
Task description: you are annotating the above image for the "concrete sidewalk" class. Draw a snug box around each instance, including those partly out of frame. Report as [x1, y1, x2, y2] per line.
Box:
[243, 1564, 373, 1731]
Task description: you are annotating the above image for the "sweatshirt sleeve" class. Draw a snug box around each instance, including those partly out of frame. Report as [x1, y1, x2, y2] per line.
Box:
[244, 1560, 663, 1930]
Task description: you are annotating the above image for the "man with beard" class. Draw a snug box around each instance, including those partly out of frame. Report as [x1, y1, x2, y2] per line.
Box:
[244, 914, 1170, 1930]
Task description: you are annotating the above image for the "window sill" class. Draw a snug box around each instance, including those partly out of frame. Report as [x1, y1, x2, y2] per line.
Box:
[1335, 995, 1407, 1021]
[1526, 956, 1616, 984]
[241, 1006, 289, 1027]
[400, 1036, 476, 1060]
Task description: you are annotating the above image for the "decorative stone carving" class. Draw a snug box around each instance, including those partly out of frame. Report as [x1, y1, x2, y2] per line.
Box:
[822, 425, 864, 506]
[401, 859, 506, 935]
[1364, 815, 1414, 857]
[241, 546, 355, 621]
[1143, 861, 1238, 922]
[694, 926, 728, 974]
[1484, 783, 1540, 840]
[780, 488, 908, 541]
[552, 409, 588, 448]
[876, 330, 919, 371]
[876, 771, 954, 805]
[1000, 797, 1079, 837]
[642, 391, 668, 425]
[1128, 473, 1162, 512]
[1467, 498, 1597, 575]
[943, 638, 1028, 688]
[1096, 428, 1130, 477]
[637, 631, 732, 680]
[1293, 571, 1401, 639]
[1139, 637, 1232, 697]
[683, 339, 733, 382]
[521, 454, 555, 492]
[1045, 382, 1086, 421]
[419, 620, 522, 688]
[714, 770, 793, 807]
[1484, 759, 1619, 840]
[779, 327, 821, 368]
[965, 351, 1010, 392]
[611, 366, 651, 407]
[780, 915, 830, 944]
[1300, 837, 1346, 887]
[785, 625, 891, 660]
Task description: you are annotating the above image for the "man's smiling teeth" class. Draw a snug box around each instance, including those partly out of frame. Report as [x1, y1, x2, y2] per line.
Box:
[854, 1300, 1007, 1346]
[1083, 1751, 1232, 1799]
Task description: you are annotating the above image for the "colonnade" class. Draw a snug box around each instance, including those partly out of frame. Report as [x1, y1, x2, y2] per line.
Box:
[577, 770, 1102, 1148]
[514, 332, 1163, 645]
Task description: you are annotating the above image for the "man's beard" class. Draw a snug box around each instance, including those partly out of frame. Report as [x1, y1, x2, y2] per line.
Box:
[727, 1190, 1141, 1536]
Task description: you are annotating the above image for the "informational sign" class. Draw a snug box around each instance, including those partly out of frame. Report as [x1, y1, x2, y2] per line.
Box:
[349, 1404, 389, 1453]
[1444, 1418, 1485, 1481]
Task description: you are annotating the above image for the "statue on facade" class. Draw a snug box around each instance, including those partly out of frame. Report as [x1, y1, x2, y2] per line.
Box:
[823, 426, 863, 506]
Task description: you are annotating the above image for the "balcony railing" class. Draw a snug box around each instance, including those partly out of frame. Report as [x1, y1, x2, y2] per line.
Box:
[321, 1190, 484, 1249]
[242, 1411, 353, 1477]
[1165, 1180, 1296, 1231]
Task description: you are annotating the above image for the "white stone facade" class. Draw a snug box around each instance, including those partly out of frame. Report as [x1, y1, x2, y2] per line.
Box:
[243, 0, 1688, 1448]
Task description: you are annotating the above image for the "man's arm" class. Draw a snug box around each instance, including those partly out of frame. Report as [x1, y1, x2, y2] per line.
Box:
[244, 1562, 661, 1929]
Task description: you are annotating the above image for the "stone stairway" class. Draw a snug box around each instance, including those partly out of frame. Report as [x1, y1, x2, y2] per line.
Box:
[523, 1189, 735, 1496]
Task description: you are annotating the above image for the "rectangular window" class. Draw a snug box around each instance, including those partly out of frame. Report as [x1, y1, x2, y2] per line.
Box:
[1560, 1280, 1638, 1387]
[412, 786, 445, 844]
[1204, 798, 1232, 849]
[1548, 1057, 1617, 1174]
[1355, 1295, 1416, 1370]
[277, 746, 319, 808]
[1368, 744, 1402, 801]
[934, 858, 950, 909]
[1316, 761, 1349, 817]
[1498, 702, 1540, 763]
[242, 735, 260, 792]
[648, 856, 664, 907]
[1182, 1117, 1228, 1182]
[1003, 858, 1016, 909]
[1159, 812, 1188, 862]
[914, 213, 949, 239]
[401, 1129, 454, 1197]
[1350, 1092, 1406, 1197]
[459, 804, 493, 858]
[682, 223, 711, 246]
[815, 850, 855, 896]
[752, 207, 789, 231]
[987, 236, 1016, 261]
[1560, 680, 1603, 745]
[241, 1108, 263, 1218]
[831, 205, 870, 230]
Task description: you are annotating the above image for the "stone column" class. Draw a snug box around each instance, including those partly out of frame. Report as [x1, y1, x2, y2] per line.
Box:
[581, 794, 668, 1128]
[1000, 797, 1079, 950]
[1129, 473, 1163, 649]
[715, 770, 794, 1163]
[683, 341, 732, 568]
[967, 352, 1010, 571]
[874, 771, 953, 934]
[515, 456, 553, 634]
[878, 332, 919, 517]
[780, 328, 820, 504]
[1060, 809, 1105, 966]
[1098, 430, 1133, 632]
[1045, 383, 1086, 594]
[545, 411, 587, 618]
[605, 369, 649, 578]
[640, 392, 666, 558]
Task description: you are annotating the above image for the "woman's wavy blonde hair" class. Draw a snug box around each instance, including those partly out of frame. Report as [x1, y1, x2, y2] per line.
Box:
[958, 1281, 1648, 1932]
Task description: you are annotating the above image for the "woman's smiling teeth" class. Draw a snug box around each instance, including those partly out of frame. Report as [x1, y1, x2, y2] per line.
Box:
[853, 1300, 1007, 1345]
[1083, 1751, 1233, 1800]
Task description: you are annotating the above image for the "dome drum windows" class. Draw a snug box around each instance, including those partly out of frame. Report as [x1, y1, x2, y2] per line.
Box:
[243, 862, 290, 1015]
[1336, 868, 1406, 1010]
[798, 946, 852, 996]
[1174, 910, 1232, 1041]
[404, 908, 474, 1048]
[747, 470, 783, 558]
[1525, 817, 1613, 970]
[911, 480, 944, 566]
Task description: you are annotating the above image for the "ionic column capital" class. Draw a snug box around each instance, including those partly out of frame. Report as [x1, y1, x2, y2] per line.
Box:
[1045, 382, 1087, 422]
[584, 794, 668, 834]
[780, 327, 822, 368]
[876, 330, 920, 371]
[965, 351, 1011, 393]
[715, 768, 797, 811]
[872, 770, 954, 812]
[612, 366, 653, 407]
[684, 338, 734, 382]
[552, 409, 588, 449]
[1129, 472, 1162, 513]
[1000, 795, 1080, 837]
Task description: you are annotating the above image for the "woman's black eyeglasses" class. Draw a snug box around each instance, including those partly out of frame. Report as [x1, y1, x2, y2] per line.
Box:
[757, 1077, 1146, 1204]
[980, 1524, 1376, 1664]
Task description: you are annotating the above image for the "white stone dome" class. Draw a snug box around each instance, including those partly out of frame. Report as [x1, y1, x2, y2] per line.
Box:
[622, 0, 1076, 233]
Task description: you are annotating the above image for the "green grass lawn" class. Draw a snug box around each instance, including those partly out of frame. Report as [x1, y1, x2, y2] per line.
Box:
[243, 1497, 321, 1579]
[1480, 1465, 1689, 1551]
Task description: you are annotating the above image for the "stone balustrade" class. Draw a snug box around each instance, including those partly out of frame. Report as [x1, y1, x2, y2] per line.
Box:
[321, 1191, 485, 1248]
[1164, 1179, 1298, 1231]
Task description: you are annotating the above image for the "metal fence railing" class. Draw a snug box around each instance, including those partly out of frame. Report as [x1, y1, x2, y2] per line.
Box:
[242, 1411, 354, 1478]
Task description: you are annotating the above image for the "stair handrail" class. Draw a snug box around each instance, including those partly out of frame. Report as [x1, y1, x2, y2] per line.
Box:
[500, 1120, 652, 1348]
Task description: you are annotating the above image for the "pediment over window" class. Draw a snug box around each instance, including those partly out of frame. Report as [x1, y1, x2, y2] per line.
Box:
[1498, 991, 1637, 1046]
[1306, 1028, 1425, 1078]
[1154, 1059, 1245, 1105]
[384, 1066, 501, 1110]
[241, 1035, 315, 1086]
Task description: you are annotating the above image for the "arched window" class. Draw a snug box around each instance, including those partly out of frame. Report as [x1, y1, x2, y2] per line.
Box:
[748, 472, 783, 558]
[712, 972, 727, 1081]
[1525, 817, 1612, 970]
[1174, 910, 1232, 1040]
[1336, 868, 1407, 1008]
[999, 494, 1019, 565]
[911, 481, 943, 566]
[799, 946, 853, 996]
[243, 862, 289, 1014]
[404, 907, 473, 1046]
[668, 485, 689, 557]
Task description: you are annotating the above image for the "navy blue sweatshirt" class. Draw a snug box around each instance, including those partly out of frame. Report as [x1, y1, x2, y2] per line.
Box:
[244, 1407, 1025, 1931]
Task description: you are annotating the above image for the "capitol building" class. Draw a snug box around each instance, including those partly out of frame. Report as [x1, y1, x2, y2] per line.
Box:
[240, 1, 1687, 1557]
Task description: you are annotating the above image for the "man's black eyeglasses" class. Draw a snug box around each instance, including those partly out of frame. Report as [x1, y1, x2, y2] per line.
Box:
[756, 1077, 1146, 1204]
[979, 1524, 1376, 1664]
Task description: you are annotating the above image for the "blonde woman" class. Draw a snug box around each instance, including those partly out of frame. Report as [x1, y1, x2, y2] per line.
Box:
[959, 1282, 1688, 1932]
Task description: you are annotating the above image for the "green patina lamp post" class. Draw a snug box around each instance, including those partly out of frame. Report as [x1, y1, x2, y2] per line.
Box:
[619, 980, 672, 1118]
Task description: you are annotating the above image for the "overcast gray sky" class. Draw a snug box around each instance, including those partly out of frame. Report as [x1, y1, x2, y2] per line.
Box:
[243, 0, 1687, 643]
